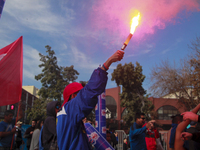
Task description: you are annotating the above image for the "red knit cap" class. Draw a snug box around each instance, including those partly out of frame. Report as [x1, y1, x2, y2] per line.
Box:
[62, 82, 83, 106]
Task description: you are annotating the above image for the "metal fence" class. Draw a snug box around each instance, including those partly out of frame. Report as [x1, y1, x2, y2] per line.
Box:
[116, 130, 127, 150]
[115, 130, 169, 150]
[159, 131, 169, 150]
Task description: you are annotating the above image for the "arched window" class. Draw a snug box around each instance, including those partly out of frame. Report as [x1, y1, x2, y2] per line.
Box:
[105, 96, 117, 118]
[157, 105, 180, 120]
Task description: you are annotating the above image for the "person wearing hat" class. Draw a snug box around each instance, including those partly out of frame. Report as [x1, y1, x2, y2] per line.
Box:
[15, 121, 23, 150]
[16, 121, 22, 125]
[57, 50, 124, 150]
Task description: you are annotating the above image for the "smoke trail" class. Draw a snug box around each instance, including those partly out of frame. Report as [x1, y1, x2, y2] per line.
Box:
[89, 0, 200, 39]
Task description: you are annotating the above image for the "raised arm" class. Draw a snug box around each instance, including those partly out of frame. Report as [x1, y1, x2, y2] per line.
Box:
[130, 126, 147, 138]
[60, 50, 125, 124]
[174, 103, 200, 150]
[101, 50, 124, 71]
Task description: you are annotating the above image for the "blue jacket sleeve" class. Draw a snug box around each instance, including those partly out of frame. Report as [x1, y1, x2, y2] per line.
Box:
[169, 129, 175, 148]
[129, 123, 147, 139]
[65, 68, 108, 124]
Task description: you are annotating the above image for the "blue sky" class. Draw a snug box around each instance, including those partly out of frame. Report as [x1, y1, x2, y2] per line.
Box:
[0, 0, 200, 95]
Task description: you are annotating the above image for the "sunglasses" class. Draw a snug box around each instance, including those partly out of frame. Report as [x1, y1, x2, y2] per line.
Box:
[141, 118, 145, 120]
[55, 106, 60, 109]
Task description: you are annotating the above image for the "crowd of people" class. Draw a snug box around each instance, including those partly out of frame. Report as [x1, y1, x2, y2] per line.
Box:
[127, 110, 200, 150]
[0, 49, 200, 150]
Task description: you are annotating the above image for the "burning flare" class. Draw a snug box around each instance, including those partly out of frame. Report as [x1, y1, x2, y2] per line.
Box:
[121, 12, 141, 51]
[130, 12, 141, 34]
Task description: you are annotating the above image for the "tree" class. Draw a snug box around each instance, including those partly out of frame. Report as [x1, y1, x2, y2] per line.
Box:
[189, 36, 200, 99]
[150, 60, 195, 109]
[28, 45, 80, 122]
[61, 65, 79, 87]
[26, 98, 51, 124]
[150, 36, 200, 110]
[111, 62, 154, 126]
[35, 45, 79, 103]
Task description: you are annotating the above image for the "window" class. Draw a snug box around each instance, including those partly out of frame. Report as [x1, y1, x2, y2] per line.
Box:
[157, 105, 179, 120]
[105, 96, 117, 118]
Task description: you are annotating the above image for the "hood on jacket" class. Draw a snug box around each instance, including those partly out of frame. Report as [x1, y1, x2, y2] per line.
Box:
[46, 101, 60, 117]
[62, 82, 83, 106]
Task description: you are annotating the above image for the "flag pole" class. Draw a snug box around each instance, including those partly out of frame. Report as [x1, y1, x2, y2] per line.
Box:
[10, 100, 21, 150]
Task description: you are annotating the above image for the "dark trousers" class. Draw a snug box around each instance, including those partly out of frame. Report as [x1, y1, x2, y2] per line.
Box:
[0, 147, 11, 150]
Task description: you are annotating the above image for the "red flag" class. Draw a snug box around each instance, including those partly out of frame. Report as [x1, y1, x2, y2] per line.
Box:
[0, 36, 23, 106]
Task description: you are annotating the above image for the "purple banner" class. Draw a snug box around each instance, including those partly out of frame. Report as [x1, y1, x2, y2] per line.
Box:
[95, 91, 106, 139]
[0, 0, 5, 18]
[85, 123, 114, 150]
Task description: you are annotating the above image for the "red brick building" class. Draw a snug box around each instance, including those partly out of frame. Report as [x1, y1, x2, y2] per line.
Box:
[0, 88, 37, 124]
[105, 86, 188, 130]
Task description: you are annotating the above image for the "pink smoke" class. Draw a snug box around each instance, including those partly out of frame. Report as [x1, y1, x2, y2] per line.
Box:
[89, 0, 200, 40]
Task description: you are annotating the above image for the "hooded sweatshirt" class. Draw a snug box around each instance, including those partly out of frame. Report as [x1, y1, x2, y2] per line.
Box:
[57, 68, 108, 150]
[42, 101, 60, 150]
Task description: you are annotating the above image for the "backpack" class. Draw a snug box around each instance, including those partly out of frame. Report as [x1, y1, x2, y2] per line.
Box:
[39, 126, 44, 150]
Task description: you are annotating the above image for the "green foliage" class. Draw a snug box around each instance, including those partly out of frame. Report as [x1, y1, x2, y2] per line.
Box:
[111, 62, 154, 126]
[28, 45, 80, 122]
[35, 45, 79, 103]
[79, 81, 88, 87]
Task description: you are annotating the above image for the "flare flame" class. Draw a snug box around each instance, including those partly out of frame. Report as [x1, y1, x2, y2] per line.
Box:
[130, 12, 141, 34]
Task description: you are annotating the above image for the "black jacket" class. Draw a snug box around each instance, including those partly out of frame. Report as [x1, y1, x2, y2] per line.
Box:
[42, 101, 60, 150]
[24, 126, 35, 147]
[111, 132, 118, 148]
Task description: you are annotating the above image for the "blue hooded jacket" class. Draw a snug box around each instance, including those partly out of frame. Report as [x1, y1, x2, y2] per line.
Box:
[169, 123, 178, 148]
[129, 122, 147, 150]
[57, 68, 108, 150]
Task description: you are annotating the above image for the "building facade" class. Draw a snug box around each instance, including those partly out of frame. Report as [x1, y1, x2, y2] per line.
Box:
[0, 88, 37, 124]
[0, 85, 188, 129]
[22, 85, 39, 98]
[105, 86, 188, 130]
